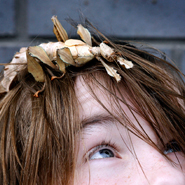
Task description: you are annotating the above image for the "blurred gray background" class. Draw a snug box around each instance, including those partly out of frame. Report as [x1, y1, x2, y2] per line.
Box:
[0, 0, 185, 72]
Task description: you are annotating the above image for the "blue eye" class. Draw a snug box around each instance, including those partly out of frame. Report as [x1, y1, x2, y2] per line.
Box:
[164, 140, 181, 155]
[88, 142, 118, 160]
[90, 148, 115, 160]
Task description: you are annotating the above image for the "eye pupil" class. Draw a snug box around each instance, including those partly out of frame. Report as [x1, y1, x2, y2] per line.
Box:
[99, 149, 114, 158]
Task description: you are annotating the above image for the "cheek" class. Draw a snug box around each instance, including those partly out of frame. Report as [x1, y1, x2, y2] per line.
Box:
[74, 159, 134, 185]
[168, 152, 185, 171]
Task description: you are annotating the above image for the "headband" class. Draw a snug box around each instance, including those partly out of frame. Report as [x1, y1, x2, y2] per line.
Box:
[0, 16, 133, 97]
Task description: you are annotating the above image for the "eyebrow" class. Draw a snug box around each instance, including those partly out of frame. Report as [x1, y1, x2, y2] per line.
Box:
[81, 114, 117, 130]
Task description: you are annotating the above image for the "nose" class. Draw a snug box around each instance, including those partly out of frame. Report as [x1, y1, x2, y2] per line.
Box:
[148, 165, 185, 185]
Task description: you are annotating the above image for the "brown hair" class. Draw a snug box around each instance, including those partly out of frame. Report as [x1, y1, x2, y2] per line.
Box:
[0, 29, 185, 185]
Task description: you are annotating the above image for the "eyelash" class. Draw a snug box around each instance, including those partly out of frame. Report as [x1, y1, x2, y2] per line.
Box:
[164, 140, 182, 155]
[86, 140, 120, 161]
[86, 139, 182, 162]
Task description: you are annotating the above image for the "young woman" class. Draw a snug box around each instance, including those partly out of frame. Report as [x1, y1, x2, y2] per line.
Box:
[0, 16, 185, 185]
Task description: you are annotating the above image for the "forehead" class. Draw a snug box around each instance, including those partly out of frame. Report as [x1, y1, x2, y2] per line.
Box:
[74, 75, 155, 137]
[75, 76, 108, 120]
[75, 75, 131, 121]
[74, 75, 158, 146]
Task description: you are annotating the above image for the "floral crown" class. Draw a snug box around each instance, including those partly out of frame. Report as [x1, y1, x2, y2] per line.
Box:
[0, 16, 133, 97]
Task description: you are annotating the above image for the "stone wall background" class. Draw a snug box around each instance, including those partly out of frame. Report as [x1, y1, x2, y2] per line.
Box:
[0, 0, 185, 72]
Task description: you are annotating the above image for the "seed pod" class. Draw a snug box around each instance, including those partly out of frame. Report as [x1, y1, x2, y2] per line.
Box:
[96, 56, 121, 82]
[27, 49, 45, 82]
[39, 42, 65, 61]
[117, 57, 134, 69]
[28, 46, 56, 69]
[100, 42, 116, 62]
[51, 15, 68, 42]
[0, 48, 27, 93]
[77, 24, 92, 46]
[65, 39, 86, 46]
[75, 45, 94, 65]
[57, 47, 75, 67]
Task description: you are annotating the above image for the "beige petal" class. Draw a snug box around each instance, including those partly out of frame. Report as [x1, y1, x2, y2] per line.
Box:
[0, 47, 27, 93]
[0, 71, 17, 93]
[75, 45, 94, 65]
[27, 49, 45, 82]
[56, 52, 66, 73]
[57, 47, 76, 66]
[39, 42, 65, 61]
[99, 57, 121, 82]
[51, 16, 68, 42]
[68, 46, 78, 59]
[0, 83, 6, 93]
[65, 39, 85, 47]
[90, 47, 101, 56]
[100, 42, 115, 62]
[75, 56, 93, 66]
[77, 24, 92, 46]
[76, 45, 94, 57]
[117, 57, 134, 69]
[28, 46, 56, 69]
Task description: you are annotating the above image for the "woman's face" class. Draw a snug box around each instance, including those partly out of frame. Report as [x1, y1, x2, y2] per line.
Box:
[74, 76, 185, 185]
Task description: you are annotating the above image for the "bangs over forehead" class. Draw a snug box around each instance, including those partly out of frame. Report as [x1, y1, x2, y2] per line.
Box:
[73, 58, 185, 153]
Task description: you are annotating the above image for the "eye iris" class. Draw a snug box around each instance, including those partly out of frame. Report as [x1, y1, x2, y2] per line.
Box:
[99, 149, 114, 158]
[164, 140, 181, 154]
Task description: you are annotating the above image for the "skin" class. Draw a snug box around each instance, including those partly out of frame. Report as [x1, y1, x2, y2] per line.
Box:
[74, 76, 185, 185]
